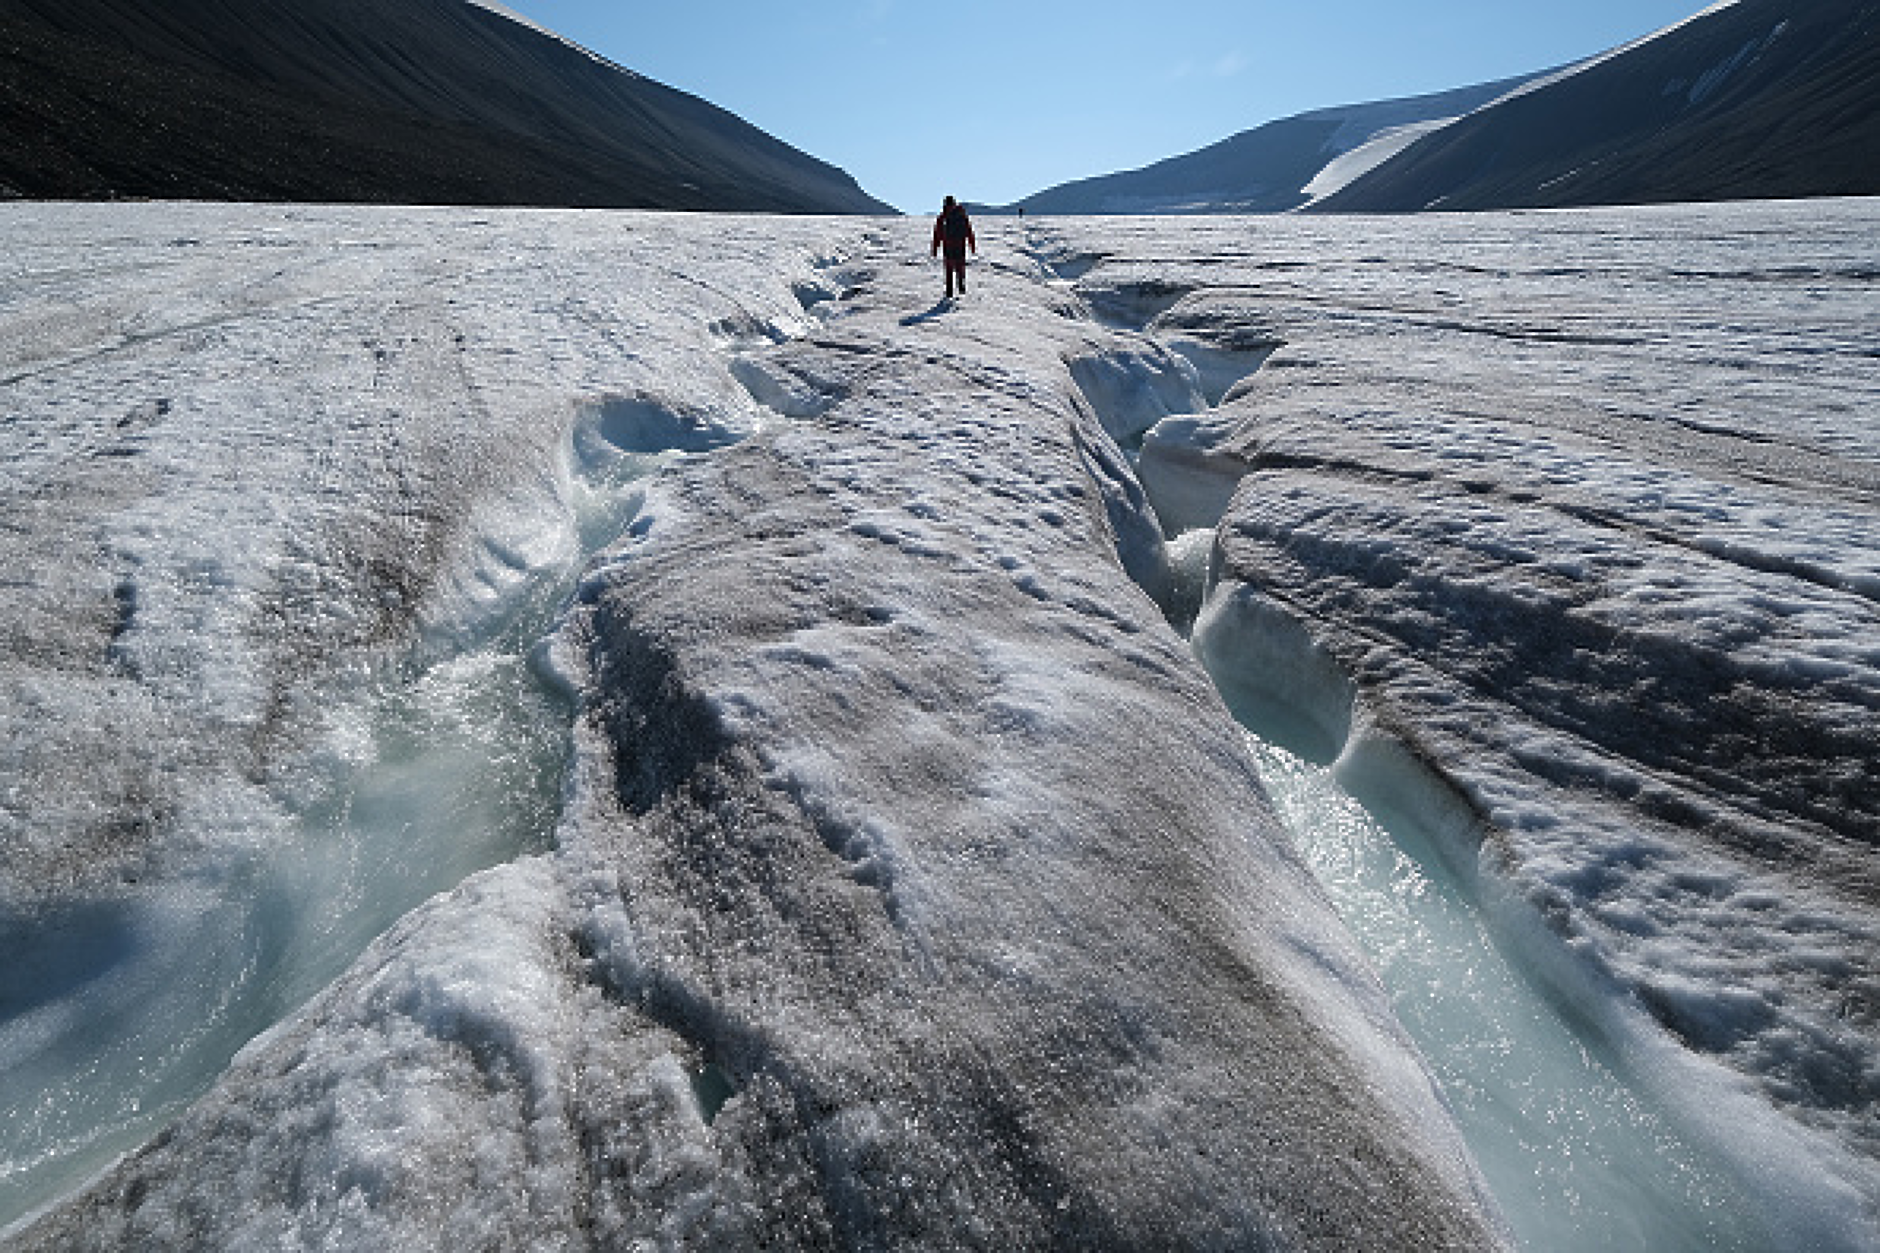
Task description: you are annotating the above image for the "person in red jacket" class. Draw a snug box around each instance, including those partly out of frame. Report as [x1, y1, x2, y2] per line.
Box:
[931, 195, 977, 298]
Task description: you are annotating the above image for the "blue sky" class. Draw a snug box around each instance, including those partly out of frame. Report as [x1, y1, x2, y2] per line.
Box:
[501, 1, 1715, 213]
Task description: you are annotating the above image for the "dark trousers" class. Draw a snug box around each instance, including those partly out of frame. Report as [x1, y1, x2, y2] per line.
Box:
[943, 248, 967, 295]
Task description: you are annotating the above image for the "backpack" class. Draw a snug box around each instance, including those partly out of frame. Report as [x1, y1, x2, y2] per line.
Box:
[942, 206, 970, 243]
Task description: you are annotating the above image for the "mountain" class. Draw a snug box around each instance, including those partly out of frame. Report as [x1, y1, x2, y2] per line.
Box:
[1314, 0, 1880, 211]
[1000, 76, 1536, 216]
[1005, 0, 1879, 216]
[0, 0, 892, 212]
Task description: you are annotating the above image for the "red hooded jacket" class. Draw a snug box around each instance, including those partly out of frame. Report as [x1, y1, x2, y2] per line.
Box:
[932, 203, 976, 259]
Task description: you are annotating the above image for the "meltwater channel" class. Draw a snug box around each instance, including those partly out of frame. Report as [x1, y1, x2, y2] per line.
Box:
[1238, 732, 1759, 1250]
[4, 452, 1775, 1247]
[1177, 576, 1769, 1249]
[0, 436, 667, 1230]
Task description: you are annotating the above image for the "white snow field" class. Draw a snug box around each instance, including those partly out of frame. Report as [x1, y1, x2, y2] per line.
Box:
[0, 198, 1874, 1249]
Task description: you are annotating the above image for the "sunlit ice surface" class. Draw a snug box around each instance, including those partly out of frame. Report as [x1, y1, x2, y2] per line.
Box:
[3, 199, 1875, 1245]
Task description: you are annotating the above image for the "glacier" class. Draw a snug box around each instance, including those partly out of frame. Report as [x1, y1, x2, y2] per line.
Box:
[2, 198, 1876, 1250]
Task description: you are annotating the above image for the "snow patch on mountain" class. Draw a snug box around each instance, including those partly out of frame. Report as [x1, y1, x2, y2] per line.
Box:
[1301, 119, 1456, 204]
[1682, 19, 1789, 104]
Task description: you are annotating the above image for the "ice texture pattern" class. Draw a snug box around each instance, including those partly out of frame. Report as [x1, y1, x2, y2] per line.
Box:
[1128, 202, 1878, 1244]
[3, 198, 1877, 1249]
[3, 205, 1502, 1249]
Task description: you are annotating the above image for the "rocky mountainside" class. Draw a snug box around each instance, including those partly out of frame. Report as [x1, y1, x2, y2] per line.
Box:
[1314, 0, 1880, 211]
[0, 0, 891, 211]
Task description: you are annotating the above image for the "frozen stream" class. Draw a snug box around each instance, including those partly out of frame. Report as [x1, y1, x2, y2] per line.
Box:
[1163, 535, 1769, 1250]
[0, 478, 599, 1224]
[0, 419, 691, 1224]
[1233, 724, 1757, 1250]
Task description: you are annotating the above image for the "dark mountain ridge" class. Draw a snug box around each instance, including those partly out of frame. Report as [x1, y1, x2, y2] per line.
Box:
[1315, 0, 1880, 211]
[0, 0, 891, 212]
[1004, 0, 1878, 215]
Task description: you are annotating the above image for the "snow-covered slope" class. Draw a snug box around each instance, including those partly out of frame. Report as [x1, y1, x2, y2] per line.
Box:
[1315, 0, 1880, 210]
[1004, 76, 1533, 216]
[3, 199, 1877, 1248]
[0, 0, 890, 211]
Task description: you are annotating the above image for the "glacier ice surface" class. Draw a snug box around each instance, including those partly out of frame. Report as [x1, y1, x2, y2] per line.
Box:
[4, 196, 1877, 1249]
